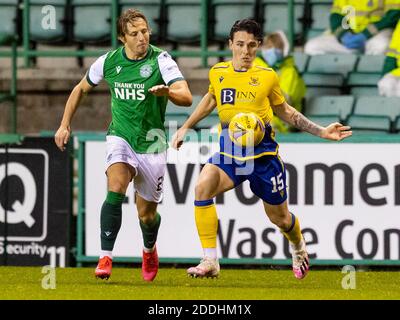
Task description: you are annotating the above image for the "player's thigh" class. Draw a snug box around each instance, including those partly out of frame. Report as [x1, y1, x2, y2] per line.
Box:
[195, 163, 235, 200]
[133, 151, 167, 204]
[249, 155, 287, 206]
[106, 162, 134, 193]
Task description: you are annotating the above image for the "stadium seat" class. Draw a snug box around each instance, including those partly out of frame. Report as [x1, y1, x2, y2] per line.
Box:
[292, 51, 309, 74]
[347, 73, 382, 87]
[307, 115, 341, 127]
[395, 116, 400, 132]
[353, 96, 400, 120]
[119, 1, 163, 43]
[347, 115, 392, 132]
[0, 0, 19, 44]
[29, 0, 68, 43]
[347, 96, 400, 132]
[306, 54, 357, 76]
[350, 87, 379, 97]
[355, 55, 386, 73]
[72, 0, 111, 44]
[261, 0, 305, 41]
[303, 54, 357, 88]
[305, 87, 341, 100]
[211, 0, 257, 41]
[305, 95, 355, 122]
[303, 73, 344, 87]
[165, 0, 201, 44]
[306, 0, 331, 40]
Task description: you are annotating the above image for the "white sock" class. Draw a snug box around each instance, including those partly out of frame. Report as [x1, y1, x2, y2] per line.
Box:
[100, 250, 112, 259]
[143, 245, 155, 253]
[203, 248, 217, 259]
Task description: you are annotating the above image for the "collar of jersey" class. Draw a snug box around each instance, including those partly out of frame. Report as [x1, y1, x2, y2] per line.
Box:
[231, 61, 251, 73]
[121, 45, 152, 62]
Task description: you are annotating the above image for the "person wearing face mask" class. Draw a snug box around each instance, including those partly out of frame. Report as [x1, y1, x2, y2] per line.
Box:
[255, 31, 306, 133]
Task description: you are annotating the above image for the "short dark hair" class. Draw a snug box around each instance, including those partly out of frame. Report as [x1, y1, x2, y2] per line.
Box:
[229, 19, 263, 43]
[117, 9, 150, 38]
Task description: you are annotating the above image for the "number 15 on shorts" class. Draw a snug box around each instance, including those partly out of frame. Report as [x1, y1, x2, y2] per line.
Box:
[271, 173, 284, 193]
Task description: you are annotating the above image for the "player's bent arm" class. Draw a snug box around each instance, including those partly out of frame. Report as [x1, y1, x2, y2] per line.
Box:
[272, 101, 352, 141]
[168, 80, 192, 106]
[54, 77, 94, 151]
[181, 92, 217, 129]
[272, 101, 324, 137]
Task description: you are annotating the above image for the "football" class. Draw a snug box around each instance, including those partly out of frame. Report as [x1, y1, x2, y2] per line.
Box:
[228, 112, 265, 147]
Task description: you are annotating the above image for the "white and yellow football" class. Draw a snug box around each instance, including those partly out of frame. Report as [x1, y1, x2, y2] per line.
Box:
[228, 112, 265, 147]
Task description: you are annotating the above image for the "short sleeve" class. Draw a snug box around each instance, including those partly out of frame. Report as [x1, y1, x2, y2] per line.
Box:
[208, 68, 215, 95]
[157, 51, 184, 86]
[86, 54, 107, 86]
[268, 71, 286, 106]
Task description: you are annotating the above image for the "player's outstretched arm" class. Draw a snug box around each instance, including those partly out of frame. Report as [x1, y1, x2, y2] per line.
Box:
[272, 101, 352, 141]
[171, 92, 217, 150]
[148, 80, 192, 106]
[54, 77, 93, 151]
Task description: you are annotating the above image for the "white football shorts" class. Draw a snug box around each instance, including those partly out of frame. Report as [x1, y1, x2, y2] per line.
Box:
[105, 135, 167, 203]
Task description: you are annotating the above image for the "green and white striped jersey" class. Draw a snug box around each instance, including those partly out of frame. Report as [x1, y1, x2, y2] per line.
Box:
[87, 45, 184, 153]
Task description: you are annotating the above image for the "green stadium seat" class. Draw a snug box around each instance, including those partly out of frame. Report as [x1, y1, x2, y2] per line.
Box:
[72, 0, 111, 43]
[165, 0, 201, 43]
[350, 87, 379, 97]
[305, 95, 354, 122]
[307, 54, 358, 76]
[305, 87, 341, 100]
[120, 1, 162, 42]
[29, 0, 68, 42]
[306, 0, 331, 40]
[355, 55, 386, 73]
[211, 0, 256, 41]
[307, 115, 341, 127]
[395, 116, 400, 132]
[303, 73, 344, 87]
[0, 0, 18, 44]
[303, 54, 357, 88]
[292, 51, 309, 74]
[261, 0, 305, 38]
[347, 115, 392, 132]
[353, 96, 400, 121]
[347, 72, 381, 86]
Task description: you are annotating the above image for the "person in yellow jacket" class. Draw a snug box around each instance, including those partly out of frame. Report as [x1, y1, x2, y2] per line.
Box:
[305, 0, 400, 55]
[255, 30, 306, 133]
[378, 19, 400, 96]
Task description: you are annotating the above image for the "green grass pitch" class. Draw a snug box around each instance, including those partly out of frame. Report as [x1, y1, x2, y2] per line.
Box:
[0, 266, 399, 300]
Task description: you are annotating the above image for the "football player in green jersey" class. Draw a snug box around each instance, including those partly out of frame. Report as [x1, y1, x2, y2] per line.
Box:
[55, 9, 192, 281]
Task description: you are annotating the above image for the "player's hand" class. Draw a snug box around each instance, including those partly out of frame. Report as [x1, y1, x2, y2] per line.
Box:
[149, 85, 169, 97]
[54, 125, 71, 151]
[171, 128, 187, 150]
[320, 122, 352, 141]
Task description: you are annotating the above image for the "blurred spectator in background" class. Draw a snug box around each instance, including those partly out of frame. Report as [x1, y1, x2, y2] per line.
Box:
[305, 0, 400, 55]
[378, 19, 400, 96]
[255, 30, 306, 133]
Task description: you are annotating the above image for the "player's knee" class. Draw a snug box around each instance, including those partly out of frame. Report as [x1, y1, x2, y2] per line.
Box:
[108, 180, 128, 194]
[269, 211, 291, 229]
[195, 180, 214, 201]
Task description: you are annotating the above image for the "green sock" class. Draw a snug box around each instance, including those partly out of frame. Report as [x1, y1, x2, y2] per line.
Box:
[139, 213, 161, 250]
[100, 191, 125, 251]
